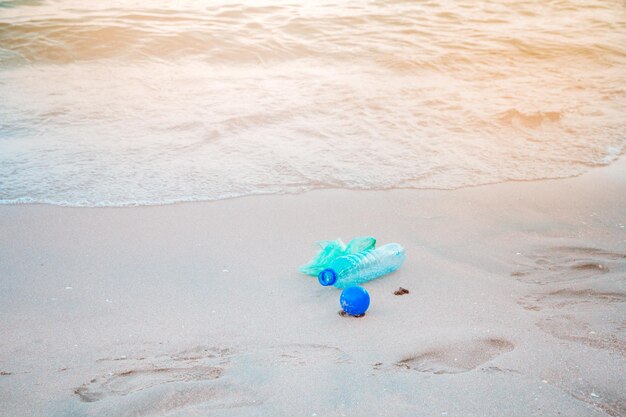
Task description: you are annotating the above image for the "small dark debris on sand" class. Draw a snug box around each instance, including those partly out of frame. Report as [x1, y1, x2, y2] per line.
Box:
[394, 287, 410, 296]
[338, 310, 365, 318]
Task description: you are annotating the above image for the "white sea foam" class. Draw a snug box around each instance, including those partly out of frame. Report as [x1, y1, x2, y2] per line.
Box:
[1, 0, 625, 206]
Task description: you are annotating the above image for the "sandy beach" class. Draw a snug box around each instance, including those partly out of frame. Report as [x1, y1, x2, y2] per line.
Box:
[1, 158, 624, 417]
[2, 1, 625, 415]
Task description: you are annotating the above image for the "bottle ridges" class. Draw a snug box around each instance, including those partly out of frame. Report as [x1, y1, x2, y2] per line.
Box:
[331, 243, 406, 288]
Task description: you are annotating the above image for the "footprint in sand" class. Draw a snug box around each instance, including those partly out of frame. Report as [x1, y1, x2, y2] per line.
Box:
[519, 288, 626, 311]
[513, 246, 626, 312]
[511, 246, 625, 284]
[395, 338, 514, 374]
[271, 343, 352, 366]
[512, 245, 626, 354]
[537, 315, 626, 355]
[75, 346, 229, 403]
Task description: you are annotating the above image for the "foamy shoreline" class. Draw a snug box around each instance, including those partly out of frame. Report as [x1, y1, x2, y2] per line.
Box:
[3, 0, 625, 207]
[0, 159, 624, 417]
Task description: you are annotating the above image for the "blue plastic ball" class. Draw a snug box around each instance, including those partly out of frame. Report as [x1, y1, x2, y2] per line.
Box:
[340, 286, 370, 316]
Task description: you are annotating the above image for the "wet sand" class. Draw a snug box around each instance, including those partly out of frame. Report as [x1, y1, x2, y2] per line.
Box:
[0, 159, 625, 417]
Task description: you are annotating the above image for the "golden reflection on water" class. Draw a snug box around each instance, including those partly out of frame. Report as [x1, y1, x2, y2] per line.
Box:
[0, 0, 625, 205]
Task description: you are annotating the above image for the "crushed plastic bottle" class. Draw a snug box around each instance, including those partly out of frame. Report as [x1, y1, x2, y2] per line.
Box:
[299, 236, 376, 276]
[318, 243, 406, 288]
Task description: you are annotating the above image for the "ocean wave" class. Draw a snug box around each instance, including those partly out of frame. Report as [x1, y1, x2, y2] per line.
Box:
[1, 0, 625, 206]
[1, 1, 625, 65]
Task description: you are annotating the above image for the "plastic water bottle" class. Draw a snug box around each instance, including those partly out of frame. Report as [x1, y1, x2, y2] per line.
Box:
[318, 243, 406, 288]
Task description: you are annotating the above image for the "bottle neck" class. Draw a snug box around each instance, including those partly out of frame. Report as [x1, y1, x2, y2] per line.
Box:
[318, 268, 337, 286]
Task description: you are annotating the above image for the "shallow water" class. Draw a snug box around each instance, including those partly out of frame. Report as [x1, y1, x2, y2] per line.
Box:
[1, 0, 625, 206]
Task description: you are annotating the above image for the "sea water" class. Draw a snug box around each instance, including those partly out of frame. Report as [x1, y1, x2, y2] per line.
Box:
[0, 0, 624, 206]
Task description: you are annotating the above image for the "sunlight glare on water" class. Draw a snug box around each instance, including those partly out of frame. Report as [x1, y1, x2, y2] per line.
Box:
[0, 0, 625, 205]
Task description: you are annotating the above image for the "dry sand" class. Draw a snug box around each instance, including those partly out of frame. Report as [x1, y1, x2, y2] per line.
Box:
[1, 159, 625, 417]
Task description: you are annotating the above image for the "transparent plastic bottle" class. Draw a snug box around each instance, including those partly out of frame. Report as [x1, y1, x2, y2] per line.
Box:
[318, 243, 406, 288]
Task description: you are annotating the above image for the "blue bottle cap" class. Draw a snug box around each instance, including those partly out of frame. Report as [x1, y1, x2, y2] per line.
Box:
[340, 286, 370, 316]
[318, 268, 337, 286]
